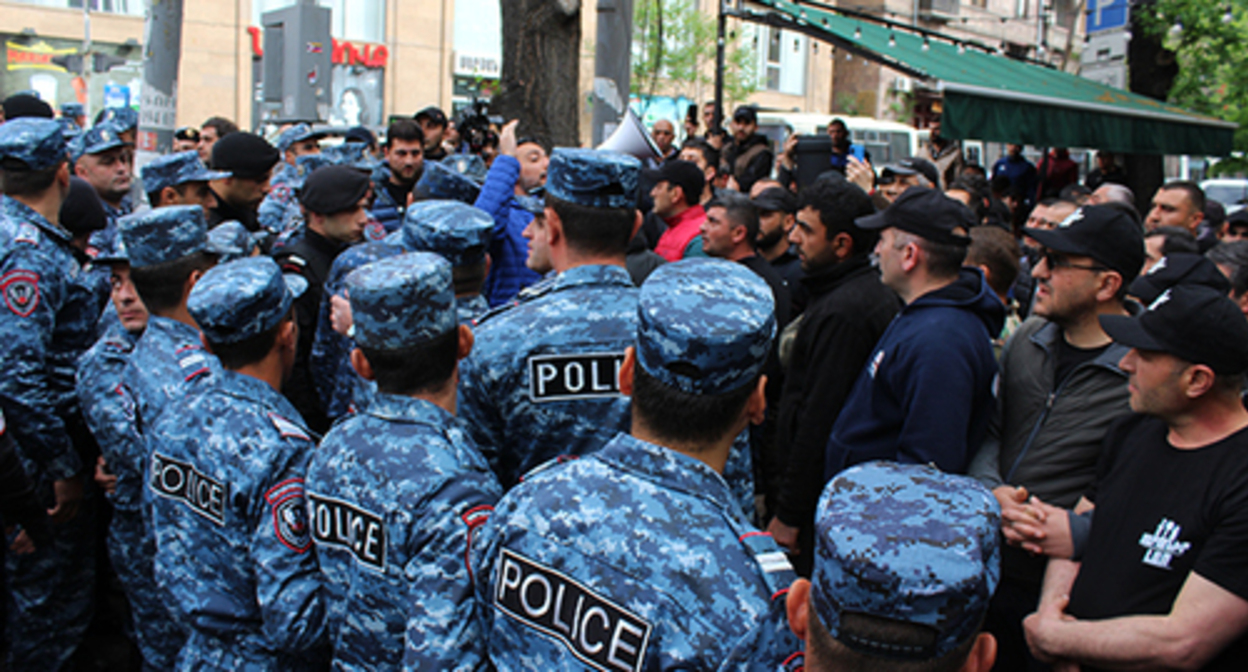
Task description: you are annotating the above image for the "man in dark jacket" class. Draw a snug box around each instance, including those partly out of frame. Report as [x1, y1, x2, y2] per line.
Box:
[767, 178, 901, 576]
[369, 119, 424, 232]
[824, 187, 1004, 478]
[968, 204, 1144, 671]
[723, 106, 772, 194]
[274, 165, 371, 434]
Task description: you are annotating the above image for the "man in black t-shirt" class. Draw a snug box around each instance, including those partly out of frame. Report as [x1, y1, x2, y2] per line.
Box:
[967, 205, 1144, 671]
[1024, 284, 1248, 671]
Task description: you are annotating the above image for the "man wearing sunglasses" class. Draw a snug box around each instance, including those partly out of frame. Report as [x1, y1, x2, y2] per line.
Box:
[968, 204, 1144, 671]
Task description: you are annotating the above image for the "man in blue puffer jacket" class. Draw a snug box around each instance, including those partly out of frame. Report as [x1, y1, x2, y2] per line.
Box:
[824, 187, 1005, 479]
[475, 120, 548, 306]
[370, 119, 426, 234]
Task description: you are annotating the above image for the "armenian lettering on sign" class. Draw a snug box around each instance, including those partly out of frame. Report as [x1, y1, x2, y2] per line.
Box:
[307, 493, 387, 571]
[495, 550, 651, 672]
[528, 352, 625, 402]
[150, 453, 226, 525]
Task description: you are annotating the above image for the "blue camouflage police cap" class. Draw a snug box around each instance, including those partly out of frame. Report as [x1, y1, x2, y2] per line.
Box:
[276, 123, 323, 153]
[189, 256, 305, 345]
[415, 159, 481, 204]
[636, 258, 776, 395]
[513, 194, 545, 215]
[441, 153, 488, 182]
[60, 102, 84, 118]
[100, 106, 138, 132]
[323, 142, 375, 170]
[206, 221, 255, 262]
[545, 147, 640, 210]
[345, 252, 457, 351]
[394, 200, 493, 266]
[140, 151, 231, 195]
[92, 234, 129, 265]
[69, 123, 130, 163]
[0, 118, 68, 170]
[56, 117, 82, 144]
[117, 205, 208, 269]
[812, 461, 1001, 661]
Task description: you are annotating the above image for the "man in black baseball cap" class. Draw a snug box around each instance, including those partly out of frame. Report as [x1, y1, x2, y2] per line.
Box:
[273, 164, 372, 434]
[1026, 284, 1248, 671]
[207, 131, 281, 231]
[879, 157, 940, 204]
[724, 105, 772, 193]
[414, 106, 449, 161]
[752, 186, 803, 293]
[824, 186, 1003, 480]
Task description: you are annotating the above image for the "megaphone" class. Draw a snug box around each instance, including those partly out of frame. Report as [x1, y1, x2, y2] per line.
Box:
[598, 108, 662, 162]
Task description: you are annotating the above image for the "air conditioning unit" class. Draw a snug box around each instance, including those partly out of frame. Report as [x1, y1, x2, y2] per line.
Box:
[919, 0, 958, 21]
[893, 76, 913, 93]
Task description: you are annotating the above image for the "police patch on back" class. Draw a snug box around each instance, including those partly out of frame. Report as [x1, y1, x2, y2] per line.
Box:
[307, 493, 387, 571]
[494, 549, 651, 672]
[527, 352, 625, 402]
[150, 452, 227, 525]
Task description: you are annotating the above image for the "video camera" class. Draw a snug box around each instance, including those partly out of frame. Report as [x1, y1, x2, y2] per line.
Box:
[457, 98, 504, 154]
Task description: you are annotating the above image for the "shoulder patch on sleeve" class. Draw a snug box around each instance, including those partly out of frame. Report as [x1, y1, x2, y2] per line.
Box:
[267, 412, 310, 441]
[266, 478, 312, 553]
[0, 409, 6, 435]
[462, 504, 493, 583]
[1, 270, 40, 317]
[279, 254, 308, 273]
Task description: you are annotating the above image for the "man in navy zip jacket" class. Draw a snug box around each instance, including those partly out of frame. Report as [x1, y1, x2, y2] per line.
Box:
[824, 187, 1004, 480]
[475, 120, 548, 307]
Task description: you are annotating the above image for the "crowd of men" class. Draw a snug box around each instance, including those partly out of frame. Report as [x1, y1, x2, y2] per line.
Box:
[1, 87, 1248, 672]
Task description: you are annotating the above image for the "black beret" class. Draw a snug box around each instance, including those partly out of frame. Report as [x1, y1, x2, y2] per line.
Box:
[210, 132, 280, 178]
[299, 165, 371, 214]
[3, 94, 54, 120]
[59, 177, 108, 236]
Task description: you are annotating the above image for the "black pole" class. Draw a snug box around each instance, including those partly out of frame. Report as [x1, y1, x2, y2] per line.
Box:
[715, 0, 726, 131]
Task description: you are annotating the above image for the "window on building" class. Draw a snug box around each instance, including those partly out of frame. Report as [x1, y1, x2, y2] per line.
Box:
[12, 0, 144, 16]
[253, 0, 386, 44]
[1016, 0, 1029, 18]
[758, 26, 806, 96]
[765, 29, 782, 91]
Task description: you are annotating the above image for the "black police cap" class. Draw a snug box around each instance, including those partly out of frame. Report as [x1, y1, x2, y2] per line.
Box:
[3, 94, 54, 120]
[299, 165, 371, 214]
[210, 132, 280, 178]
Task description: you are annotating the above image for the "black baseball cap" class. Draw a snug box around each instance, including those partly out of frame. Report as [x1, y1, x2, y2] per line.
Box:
[882, 157, 940, 189]
[210, 132, 280, 178]
[732, 106, 758, 124]
[414, 106, 448, 128]
[1025, 205, 1145, 285]
[344, 126, 376, 147]
[1100, 284, 1248, 375]
[653, 160, 705, 206]
[753, 186, 797, 214]
[1129, 253, 1231, 305]
[3, 94, 54, 120]
[856, 187, 973, 246]
[299, 165, 371, 214]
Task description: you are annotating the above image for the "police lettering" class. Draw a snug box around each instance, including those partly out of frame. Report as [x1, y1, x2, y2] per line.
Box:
[149, 453, 226, 525]
[528, 352, 625, 402]
[496, 550, 650, 672]
[308, 494, 387, 571]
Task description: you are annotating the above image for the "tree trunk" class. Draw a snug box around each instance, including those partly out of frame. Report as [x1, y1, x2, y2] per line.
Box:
[494, 0, 582, 148]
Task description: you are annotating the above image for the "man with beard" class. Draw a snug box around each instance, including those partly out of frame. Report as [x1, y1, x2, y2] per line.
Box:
[370, 119, 425, 232]
[207, 132, 280, 236]
[767, 178, 900, 575]
[753, 186, 804, 314]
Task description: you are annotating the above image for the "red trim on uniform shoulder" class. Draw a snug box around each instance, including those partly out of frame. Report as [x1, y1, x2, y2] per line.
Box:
[739, 530, 772, 542]
[772, 587, 790, 601]
[175, 344, 200, 354]
[184, 367, 210, 382]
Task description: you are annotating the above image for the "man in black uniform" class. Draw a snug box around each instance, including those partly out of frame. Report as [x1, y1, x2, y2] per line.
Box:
[273, 165, 370, 434]
[753, 186, 804, 314]
[414, 106, 448, 162]
[207, 132, 280, 233]
[1024, 285, 1248, 671]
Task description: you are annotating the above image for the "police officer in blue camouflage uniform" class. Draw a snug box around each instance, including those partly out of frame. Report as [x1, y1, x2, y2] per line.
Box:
[205, 220, 258, 262]
[0, 117, 99, 670]
[306, 252, 500, 670]
[310, 241, 403, 422]
[786, 461, 1001, 672]
[474, 258, 801, 669]
[387, 200, 493, 324]
[140, 150, 230, 210]
[72, 123, 134, 257]
[119, 206, 222, 445]
[259, 123, 325, 235]
[76, 238, 186, 670]
[415, 158, 482, 204]
[458, 148, 644, 488]
[149, 256, 326, 669]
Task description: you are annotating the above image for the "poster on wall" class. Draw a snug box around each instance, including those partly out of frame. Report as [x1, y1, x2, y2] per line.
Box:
[327, 63, 383, 128]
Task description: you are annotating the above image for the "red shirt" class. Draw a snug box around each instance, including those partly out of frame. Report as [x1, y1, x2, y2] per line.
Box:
[654, 204, 707, 262]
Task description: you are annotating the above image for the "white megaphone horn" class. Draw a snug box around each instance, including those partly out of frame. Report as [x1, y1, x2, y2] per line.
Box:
[598, 108, 663, 162]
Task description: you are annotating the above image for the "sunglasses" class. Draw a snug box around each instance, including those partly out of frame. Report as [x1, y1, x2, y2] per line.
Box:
[1042, 249, 1108, 273]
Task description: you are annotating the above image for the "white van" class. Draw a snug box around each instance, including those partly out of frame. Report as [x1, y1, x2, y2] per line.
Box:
[756, 112, 927, 164]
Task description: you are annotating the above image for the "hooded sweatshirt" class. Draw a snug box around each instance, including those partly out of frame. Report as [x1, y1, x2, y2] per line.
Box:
[823, 268, 1005, 480]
